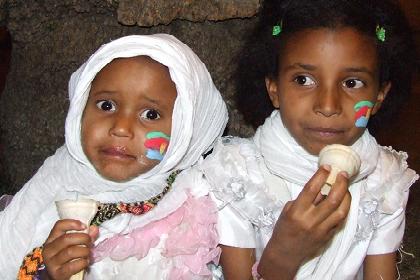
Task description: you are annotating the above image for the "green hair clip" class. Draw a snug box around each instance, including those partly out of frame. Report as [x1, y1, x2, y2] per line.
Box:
[272, 21, 283, 36]
[376, 25, 386, 42]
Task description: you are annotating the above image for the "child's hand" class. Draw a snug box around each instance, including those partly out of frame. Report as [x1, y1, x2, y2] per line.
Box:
[42, 220, 98, 280]
[258, 166, 351, 279]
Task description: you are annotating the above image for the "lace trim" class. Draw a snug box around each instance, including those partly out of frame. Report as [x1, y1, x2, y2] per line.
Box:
[354, 198, 380, 242]
[203, 137, 280, 232]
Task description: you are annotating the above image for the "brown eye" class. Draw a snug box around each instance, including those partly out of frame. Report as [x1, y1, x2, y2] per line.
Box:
[294, 75, 315, 86]
[343, 79, 364, 89]
[140, 109, 161, 120]
[96, 100, 116, 111]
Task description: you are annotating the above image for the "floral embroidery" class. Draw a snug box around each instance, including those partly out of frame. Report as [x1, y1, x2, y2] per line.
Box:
[355, 199, 379, 241]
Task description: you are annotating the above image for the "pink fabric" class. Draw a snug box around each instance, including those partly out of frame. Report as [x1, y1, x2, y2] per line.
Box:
[93, 192, 220, 278]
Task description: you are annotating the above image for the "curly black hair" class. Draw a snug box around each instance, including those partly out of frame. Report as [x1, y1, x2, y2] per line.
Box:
[235, 0, 416, 134]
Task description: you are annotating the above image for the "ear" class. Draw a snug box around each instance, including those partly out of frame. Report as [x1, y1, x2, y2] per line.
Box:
[371, 82, 391, 115]
[265, 76, 280, 108]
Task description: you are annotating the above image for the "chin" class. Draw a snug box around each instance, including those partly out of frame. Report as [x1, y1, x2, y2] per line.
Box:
[96, 168, 138, 182]
[103, 174, 133, 183]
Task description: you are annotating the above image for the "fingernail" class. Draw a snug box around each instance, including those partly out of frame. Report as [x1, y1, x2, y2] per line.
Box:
[339, 171, 349, 178]
[321, 164, 331, 171]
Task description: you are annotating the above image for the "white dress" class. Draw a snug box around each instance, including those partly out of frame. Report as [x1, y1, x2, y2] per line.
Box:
[0, 34, 228, 279]
[200, 111, 418, 280]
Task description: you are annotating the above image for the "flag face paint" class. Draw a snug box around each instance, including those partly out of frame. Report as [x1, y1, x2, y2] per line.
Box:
[144, 131, 170, 161]
[354, 101, 374, 128]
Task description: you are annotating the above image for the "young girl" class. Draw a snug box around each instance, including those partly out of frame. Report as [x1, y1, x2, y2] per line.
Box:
[199, 0, 418, 279]
[0, 34, 228, 279]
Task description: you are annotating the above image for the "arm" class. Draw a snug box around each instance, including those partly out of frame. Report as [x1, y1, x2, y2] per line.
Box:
[363, 253, 397, 280]
[258, 167, 351, 279]
[220, 245, 255, 280]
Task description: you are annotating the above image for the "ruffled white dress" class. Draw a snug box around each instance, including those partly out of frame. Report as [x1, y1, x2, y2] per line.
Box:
[200, 111, 418, 280]
[0, 34, 228, 279]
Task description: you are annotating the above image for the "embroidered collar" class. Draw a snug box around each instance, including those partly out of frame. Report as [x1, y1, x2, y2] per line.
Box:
[91, 170, 180, 226]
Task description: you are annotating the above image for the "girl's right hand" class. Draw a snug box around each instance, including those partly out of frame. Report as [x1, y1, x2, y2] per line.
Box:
[42, 220, 98, 280]
[258, 166, 351, 280]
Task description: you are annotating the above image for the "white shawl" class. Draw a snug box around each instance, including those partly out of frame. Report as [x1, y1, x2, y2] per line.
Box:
[253, 110, 418, 279]
[202, 109, 417, 279]
[0, 34, 228, 278]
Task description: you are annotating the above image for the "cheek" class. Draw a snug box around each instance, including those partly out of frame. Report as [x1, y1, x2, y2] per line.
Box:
[143, 131, 171, 162]
[353, 100, 374, 128]
[348, 126, 366, 145]
[81, 115, 104, 149]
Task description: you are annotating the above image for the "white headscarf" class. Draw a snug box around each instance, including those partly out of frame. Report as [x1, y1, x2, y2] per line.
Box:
[253, 110, 417, 279]
[0, 34, 228, 278]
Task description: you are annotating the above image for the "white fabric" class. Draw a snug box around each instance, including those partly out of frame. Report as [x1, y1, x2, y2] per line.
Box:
[0, 34, 228, 279]
[202, 110, 418, 280]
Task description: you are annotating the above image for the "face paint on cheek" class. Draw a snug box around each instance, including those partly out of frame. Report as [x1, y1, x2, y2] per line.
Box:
[354, 101, 374, 128]
[144, 131, 170, 161]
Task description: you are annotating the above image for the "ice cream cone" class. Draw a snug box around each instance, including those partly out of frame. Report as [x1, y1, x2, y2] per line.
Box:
[318, 144, 361, 195]
[55, 198, 98, 280]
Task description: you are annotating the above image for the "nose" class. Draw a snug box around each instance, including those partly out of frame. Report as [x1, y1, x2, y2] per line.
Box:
[313, 85, 342, 117]
[109, 112, 135, 138]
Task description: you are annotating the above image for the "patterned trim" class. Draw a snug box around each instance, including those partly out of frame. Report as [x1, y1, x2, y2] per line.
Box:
[91, 170, 180, 226]
[18, 247, 45, 280]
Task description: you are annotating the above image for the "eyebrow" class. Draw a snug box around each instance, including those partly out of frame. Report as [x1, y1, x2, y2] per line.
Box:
[283, 63, 317, 72]
[89, 90, 115, 97]
[90, 90, 162, 105]
[343, 67, 375, 78]
[283, 63, 375, 77]
[143, 95, 160, 105]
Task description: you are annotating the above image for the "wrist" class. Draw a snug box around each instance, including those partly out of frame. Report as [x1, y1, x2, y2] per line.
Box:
[258, 241, 302, 280]
[18, 246, 48, 280]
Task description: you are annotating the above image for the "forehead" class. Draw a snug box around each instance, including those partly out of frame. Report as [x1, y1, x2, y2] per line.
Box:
[279, 27, 378, 71]
[92, 56, 171, 84]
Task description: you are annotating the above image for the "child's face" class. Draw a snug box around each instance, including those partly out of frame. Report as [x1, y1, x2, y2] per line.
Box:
[266, 27, 390, 155]
[81, 56, 177, 182]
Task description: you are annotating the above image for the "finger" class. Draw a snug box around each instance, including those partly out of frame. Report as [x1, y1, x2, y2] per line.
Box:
[313, 192, 326, 206]
[54, 256, 90, 280]
[43, 232, 93, 263]
[88, 225, 99, 242]
[327, 171, 349, 202]
[53, 243, 92, 267]
[45, 219, 87, 244]
[318, 192, 351, 234]
[295, 166, 330, 207]
[313, 172, 349, 221]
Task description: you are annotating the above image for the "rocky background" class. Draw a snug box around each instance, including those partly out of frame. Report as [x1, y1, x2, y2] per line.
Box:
[0, 0, 418, 278]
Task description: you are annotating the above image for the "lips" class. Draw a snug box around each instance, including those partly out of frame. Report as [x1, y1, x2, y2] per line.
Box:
[100, 146, 136, 160]
[305, 127, 345, 139]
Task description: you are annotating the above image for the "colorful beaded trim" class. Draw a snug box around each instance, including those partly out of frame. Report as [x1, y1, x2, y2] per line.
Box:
[91, 170, 180, 226]
[18, 247, 45, 280]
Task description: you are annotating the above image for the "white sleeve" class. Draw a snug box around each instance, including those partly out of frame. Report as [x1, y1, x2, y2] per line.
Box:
[367, 190, 409, 255]
[216, 202, 256, 248]
[202, 138, 271, 249]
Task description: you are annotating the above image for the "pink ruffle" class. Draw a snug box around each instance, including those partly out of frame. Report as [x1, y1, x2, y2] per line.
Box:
[92, 192, 220, 278]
